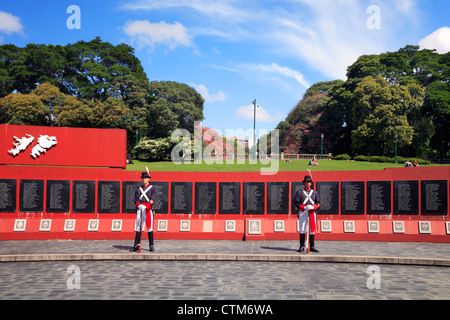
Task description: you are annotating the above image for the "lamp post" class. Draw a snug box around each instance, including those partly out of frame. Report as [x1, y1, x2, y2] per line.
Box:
[252, 99, 258, 160]
[395, 132, 398, 164]
[321, 133, 324, 160]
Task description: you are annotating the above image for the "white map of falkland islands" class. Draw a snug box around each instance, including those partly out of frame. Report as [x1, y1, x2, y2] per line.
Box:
[7, 134, 58, 158]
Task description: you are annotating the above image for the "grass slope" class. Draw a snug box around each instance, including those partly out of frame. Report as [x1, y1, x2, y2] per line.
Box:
[125, 159, 447, 172]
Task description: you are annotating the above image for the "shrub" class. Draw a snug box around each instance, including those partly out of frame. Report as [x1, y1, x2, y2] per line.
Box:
[354, 155, 369, 161]
[333, 154, 351, 160]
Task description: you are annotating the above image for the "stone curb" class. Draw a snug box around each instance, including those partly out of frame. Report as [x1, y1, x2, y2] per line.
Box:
[1, 253, 449, 266]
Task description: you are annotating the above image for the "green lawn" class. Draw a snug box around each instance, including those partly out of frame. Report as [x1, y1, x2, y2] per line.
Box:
[125, 159, 447, 172]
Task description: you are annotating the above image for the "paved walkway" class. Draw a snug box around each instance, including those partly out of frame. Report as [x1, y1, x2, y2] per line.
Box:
[0, 240, 449, 300]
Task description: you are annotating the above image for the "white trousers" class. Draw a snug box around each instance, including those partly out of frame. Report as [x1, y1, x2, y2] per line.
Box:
[134, 205, 154, 232]
[298, 211, 316, 235]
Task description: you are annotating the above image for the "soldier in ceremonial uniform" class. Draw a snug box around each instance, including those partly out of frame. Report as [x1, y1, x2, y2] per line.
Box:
[295, 175, 320, 253]
[129, 171, 157, 252]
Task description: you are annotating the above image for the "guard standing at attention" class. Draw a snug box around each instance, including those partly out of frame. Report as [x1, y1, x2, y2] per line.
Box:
[130, 170, 157, 252]
[295, 175, 320, 253]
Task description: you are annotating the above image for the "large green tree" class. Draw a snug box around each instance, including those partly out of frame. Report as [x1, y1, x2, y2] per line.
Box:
[327, 46, 448, 157]
[145, 81, 205, 139]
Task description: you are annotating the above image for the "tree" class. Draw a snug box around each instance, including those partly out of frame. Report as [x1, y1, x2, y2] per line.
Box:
[145, 81, 204, 139]
[0, 92, 50, 126]
[351, 76, 425, 156]
[327, 45, 448, 157]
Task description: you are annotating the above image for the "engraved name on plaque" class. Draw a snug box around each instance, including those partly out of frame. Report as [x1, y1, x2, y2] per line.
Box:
[72, 181, 95, 213]
[46, 180, 70, 213]
[267, 182, 289, 214]
[195, 182, 217, 214]
[0, 179, 16, 213]
[243, 182, 265, 215]
[171, 182, 193, 214]
[367, 181, 391, 215]
[98, 181, 120, 213]
[394, 181, 419, 215]
[341, 181, 365, 215]
[421, 180, 448, 215]
[219, 182, 241, 214]
[316, 182, 339, 215]
[19, 179, 44, 212]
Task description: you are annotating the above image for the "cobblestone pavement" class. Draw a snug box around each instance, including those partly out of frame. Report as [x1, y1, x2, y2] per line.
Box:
[0, 240, 449, 300]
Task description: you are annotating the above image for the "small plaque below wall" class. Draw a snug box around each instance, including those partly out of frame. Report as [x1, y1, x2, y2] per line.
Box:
[180, 220, 190, 232]
[445, 222, 450, 235]
[344, 221, 355, 233]
[248, 220, 261, 235]
[274, 220, 285, 233]
[39, 219, 52, 232]
[393, 221, 405, 234]
[320, 220, 332, 233]
[64, 219, 76, 232]
[368, 221, 379, 233]
[203, 221, 213, 232]
[111, 220, 122, 232]
[225, 220, 235, 232]
[157, 220, 168, 232]
[88, 220, 99, 232]
[14, 219, 26, 232]
[418, 221, 431, 234]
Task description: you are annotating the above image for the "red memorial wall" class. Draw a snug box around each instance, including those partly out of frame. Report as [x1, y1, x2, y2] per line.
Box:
[0, 125, 449, 242]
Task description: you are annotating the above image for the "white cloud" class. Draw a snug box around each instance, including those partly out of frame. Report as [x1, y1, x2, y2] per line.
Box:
[215, 62, 310, 90]
[121, 0, 250, 22]
[236, 104, 282, 123]
[419, 27, 450, 54]
[394, 0, 414, 15]
[121, 0, 424, 80]
[123, 20, 193, 50]
[0, 11, 23, 34]
[252, 63, 310, 88]
[194, 84, 227, 103]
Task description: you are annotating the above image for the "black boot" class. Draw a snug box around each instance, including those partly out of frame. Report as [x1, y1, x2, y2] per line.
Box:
[310, 235, 319, 252]
[129, 232, 141, 252]
[297, 234, 305, 252]
[148, 231, 155, 252]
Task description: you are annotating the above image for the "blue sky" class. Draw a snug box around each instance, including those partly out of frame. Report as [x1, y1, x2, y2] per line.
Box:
[1, 0, 449, 144]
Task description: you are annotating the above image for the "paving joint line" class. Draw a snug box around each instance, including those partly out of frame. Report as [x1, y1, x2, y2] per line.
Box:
[1, 253, 449, 267]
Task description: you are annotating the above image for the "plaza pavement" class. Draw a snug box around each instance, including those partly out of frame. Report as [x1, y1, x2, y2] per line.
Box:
[0, 239, 449, 300]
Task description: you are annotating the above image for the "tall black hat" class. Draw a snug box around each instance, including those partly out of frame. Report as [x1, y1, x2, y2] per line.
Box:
[302, 175, 312, 183]
[140, 172, 151, 179]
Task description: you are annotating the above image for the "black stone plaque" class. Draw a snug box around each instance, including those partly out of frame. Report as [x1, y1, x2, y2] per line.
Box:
[19, 179, 44, 212]
[243, 182, 265, 215]
[316, 181, 339, 215]
[171, 182, 193, 214]
[0, 179, 16, 213]
[421, 180, 448, 215]
[267, 182, 289, 214]
[341, 181, 365, 215]
[98, 181, 120, 213]
[72, 180, 96, 213]
[394, 180, 419, 215]
[195, 182, 217, 214]
[122, 181, 141, 213]
[46, 180, 70, 213]
[151, 182, 168, 214]
[367, 181, 391, 215]
[219, 182, 241, 214]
